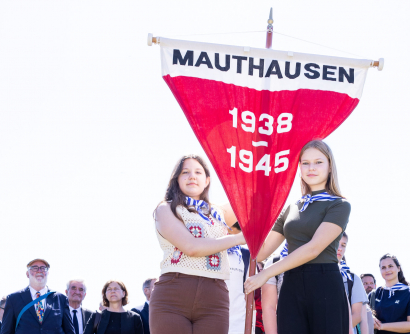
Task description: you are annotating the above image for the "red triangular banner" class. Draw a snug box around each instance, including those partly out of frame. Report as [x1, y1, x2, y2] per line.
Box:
[159, 38, 370, 258]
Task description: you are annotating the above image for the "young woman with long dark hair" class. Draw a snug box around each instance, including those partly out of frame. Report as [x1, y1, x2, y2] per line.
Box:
[371, 254, 410, 333]
[150, 154, 245, 334]
[244, 140, 352, 334]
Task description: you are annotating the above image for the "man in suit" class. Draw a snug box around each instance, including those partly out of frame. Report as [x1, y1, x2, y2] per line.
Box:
[1, 258, 75, 334]
[65, 280, 92, 334]
[131, 278, 156, 334]
[0, 295, 6, 332]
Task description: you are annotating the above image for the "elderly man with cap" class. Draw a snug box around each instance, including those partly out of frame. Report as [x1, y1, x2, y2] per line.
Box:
[1, 258, 75, 334]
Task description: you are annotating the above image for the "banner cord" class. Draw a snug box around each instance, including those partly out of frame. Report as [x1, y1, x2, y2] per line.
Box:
[272, 31, 364, 58]
[167, 30, 366, 58]
[168, 30, 266, 37]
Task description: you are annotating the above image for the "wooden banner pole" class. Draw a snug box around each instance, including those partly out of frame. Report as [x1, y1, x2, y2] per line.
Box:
[244, 10, 275, 334]
[244, 258, 257, 334]
[244, 10, 274, 334]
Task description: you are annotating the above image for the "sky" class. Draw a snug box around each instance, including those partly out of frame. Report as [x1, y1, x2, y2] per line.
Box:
[0, 0, 409, 310]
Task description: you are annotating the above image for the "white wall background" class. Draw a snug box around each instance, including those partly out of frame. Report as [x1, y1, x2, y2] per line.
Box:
[0, 0, 408, 309]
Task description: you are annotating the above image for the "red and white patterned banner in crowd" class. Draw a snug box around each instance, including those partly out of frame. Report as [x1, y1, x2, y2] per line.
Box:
[159, 37, 372, 258]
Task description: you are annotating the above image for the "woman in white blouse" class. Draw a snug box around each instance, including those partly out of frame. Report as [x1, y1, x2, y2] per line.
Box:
[150, 154, 245, 334]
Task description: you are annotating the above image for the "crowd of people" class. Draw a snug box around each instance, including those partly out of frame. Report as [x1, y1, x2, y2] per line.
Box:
[0, 254, 406, 334]
[0, 258, 155, 334]
[1, 139, 409, 334]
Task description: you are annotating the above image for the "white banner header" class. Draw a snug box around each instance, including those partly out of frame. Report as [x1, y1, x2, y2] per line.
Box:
[160, 37, 369, 99]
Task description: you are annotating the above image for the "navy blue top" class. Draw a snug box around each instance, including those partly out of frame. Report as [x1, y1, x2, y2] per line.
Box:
[370, 287, 410, 334]
[105, 312, 121, 334]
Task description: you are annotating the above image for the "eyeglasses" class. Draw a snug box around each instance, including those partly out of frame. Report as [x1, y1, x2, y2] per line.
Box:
[29, 266, 49, 272]
[106, 287, 122, 292]
[362, 282, 375, 286]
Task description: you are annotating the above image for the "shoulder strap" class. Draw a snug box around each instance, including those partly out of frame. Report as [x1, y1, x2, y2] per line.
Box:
[347, 272, 354, 306]
[271, 255, 281, 281]
[370, 289, 377, 310]
[240, 248, 250, 293]
[93, 311, 102, 333]
[241, 248, 250, 284]
[15, 291, 55, 331]
[346, 274, 361, 333]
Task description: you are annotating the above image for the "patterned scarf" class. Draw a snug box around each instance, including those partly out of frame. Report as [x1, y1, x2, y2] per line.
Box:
[227, 246, 242, 264]
[339, 260, 353, 282]
[383, 283, 410, 298]
[296, 192, 342, 212]
[280, 242, 288, 259]
[185, 197, 228, 228]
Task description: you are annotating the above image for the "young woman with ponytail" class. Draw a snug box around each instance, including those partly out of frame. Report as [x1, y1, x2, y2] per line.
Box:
[244, 140, 352, 334]
[150, 154, 245, 334]
[371, 254, 410, 333]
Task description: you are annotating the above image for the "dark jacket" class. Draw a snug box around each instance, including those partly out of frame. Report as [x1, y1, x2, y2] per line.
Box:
[80, 308, 92, 330]
[83, 310, 143, 334]
[131, 302, 149, 334]
[1, 286, 75, 334]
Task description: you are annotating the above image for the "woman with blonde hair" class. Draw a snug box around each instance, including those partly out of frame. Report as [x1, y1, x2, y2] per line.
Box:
[150, 154, 245, 334]
[84, 280, 143, 334]
[245, 140, 352, 334]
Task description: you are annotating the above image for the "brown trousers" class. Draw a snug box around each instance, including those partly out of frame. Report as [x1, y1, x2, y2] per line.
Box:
[149, 272, 229, 334]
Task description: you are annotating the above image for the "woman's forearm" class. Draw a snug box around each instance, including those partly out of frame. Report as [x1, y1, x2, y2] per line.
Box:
[156, 203, 244, 257]
[352, 310, 361, 328]
[262, 307, 278, 334]
[359, 304, 369, 334]
[351, 303, 363, 328]
[186, 234, 242, 257]
[380, 321, 410, 332]
[244, 243, 318, 294]
[259, 222, 346, 279]
[256, 231, 285, 262]
[261, 284, 278, 334]
[245, 223, 343, 294]
[258, 242, 318, 279]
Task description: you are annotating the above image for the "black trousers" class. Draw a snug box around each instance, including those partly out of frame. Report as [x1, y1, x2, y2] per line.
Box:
[277, 263, 349, 334]
[255, 327, 265, 334]
[255, 327, 264, 334]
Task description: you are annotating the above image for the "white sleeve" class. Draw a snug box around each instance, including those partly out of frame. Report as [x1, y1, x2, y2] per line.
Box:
[264, 257, 278, 285]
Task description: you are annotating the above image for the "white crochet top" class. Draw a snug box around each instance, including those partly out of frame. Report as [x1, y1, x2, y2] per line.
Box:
[155, 205, 230, 280]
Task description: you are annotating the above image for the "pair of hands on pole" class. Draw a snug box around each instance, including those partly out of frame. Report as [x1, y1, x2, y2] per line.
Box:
[244, 222, 344, 295]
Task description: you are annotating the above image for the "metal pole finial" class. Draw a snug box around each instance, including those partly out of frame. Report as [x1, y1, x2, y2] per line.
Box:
[268, 7, 273, 25]
[266, 8, 273, 49]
